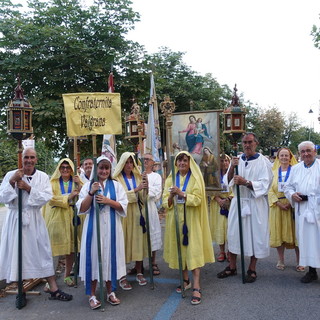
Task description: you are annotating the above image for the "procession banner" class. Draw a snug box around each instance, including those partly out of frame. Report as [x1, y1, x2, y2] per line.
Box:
[62, 92, 121, 137]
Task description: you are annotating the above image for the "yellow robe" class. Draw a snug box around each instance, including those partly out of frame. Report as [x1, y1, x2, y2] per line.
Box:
[163, 151, 214, 270]
[268, 173, 296, 248]
[209, 188, 233, 245]
[113, 152, 148, 263]
[43, 158, 83, 256]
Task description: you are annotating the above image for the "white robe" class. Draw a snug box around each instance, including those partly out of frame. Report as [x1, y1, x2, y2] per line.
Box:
[0, 169, 54, 282]
[80, 172, 90, 183]
[76, 180, 128, 283]
[147, 172, 162, 251]
[284, 160, 320, 268]
[224, 154, 273, 258]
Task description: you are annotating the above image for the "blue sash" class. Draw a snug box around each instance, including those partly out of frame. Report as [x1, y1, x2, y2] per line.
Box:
[176, 170, 191, 246]
[278, 165, 291, 182]
[176, 170, 191, 192]
[85, 179, 117, 294]
[59, 176, 72, 194]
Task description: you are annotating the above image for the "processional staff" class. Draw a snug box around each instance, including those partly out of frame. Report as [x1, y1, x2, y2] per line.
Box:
[6, 75, 33, 309]
[223, 84, 247, 284]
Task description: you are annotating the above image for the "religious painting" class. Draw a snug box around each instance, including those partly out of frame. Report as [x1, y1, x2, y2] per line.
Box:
[171, 110, 221, 191]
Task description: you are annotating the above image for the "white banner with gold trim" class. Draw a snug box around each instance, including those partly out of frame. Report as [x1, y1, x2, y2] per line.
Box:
[62, 92, 122, 137]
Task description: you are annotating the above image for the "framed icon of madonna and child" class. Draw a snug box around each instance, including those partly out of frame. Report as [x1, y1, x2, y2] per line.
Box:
[171, 110, 222, 191]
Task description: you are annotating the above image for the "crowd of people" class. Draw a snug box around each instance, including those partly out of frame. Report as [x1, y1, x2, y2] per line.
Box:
[1, 134, 320, 309]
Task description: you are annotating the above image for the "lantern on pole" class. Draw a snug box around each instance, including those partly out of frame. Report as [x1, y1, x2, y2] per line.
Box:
[223, 84, 246, 284]
[6, 75, 33, 309]
[124, 101, 146, 153]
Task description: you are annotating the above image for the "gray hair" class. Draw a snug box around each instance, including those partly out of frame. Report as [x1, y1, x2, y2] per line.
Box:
[22, 147, 37, 157]
[298, 141, 315, 152]
[242, 132, 259, 143]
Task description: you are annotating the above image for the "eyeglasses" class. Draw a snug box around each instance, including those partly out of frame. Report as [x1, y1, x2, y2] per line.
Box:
[144, 158, 153, 162]
[60, 165, 71, 170]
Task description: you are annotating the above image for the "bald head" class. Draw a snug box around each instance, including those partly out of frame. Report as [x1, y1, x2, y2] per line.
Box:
[22, 148, 38, 175]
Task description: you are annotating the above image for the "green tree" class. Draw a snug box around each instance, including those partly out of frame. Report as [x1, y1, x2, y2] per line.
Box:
[246, 106, 286, 154]
[0, 0, 142, 156]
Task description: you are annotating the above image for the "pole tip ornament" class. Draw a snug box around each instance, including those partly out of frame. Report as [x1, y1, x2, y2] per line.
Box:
[7, 75, 33, 141]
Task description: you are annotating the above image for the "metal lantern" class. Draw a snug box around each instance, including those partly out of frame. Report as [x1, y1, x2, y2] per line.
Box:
[7, 76, 33, 140]
[124, 102, 146, 147]
[223, 84, 246, 142]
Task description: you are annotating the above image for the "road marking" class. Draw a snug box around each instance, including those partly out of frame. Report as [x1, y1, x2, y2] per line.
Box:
[127, 276, 182, 319]
[153, 290, 182, 320]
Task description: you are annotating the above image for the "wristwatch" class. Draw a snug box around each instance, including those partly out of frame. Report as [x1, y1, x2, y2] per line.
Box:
[245, 180, 251, 188]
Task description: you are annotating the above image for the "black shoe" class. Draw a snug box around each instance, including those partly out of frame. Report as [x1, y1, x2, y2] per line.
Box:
[300, 271, 318, 283]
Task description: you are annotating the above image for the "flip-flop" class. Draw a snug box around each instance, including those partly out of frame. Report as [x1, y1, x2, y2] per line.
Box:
[89, 295, 101, 310]
[119, 278, 132, 291]
[276, 261, 285, 271]
[107, 292, 120, 306]
[136, 273, 147, 286]
[296, 265, 305, 272]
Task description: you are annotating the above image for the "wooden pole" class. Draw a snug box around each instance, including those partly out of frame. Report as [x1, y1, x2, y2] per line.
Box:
[92, 135, 105, 311]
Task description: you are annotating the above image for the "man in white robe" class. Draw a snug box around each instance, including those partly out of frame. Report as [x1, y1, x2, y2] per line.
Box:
[79, 157, 93, 183]
[143, 153, 162, 275]
[217, 133, 273, 282]
[284, 141, 320, 283]
[0, 148, 72, 303]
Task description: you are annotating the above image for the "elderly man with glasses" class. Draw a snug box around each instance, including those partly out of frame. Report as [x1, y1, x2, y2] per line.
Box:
[284, 141, 320, 283]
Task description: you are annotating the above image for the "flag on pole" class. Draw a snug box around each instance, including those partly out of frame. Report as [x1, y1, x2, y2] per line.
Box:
[101, 72, 117, 170]
[145, 73, 161, 164]
[108, 72, 114, 93]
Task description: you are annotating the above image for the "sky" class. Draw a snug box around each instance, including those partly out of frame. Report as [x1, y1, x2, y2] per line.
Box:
[127, 0, 320, 132]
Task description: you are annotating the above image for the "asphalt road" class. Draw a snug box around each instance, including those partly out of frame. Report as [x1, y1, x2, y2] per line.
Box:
[1, 207, 320, 320]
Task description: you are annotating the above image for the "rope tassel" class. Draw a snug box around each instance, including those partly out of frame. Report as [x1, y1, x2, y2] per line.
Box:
[182, 223, 188, 246]
[140, 215, 146, 233]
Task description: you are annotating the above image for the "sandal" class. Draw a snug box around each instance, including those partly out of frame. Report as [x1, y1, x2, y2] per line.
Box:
[127, 265, 144, 275]
[276, 261, 285, 271]
[119, 277, 132, 291]
[64, 276, 75, 287]
[296, 265, 305, 272]
[89, 295, 101, 310]
[107, 292, 120, 305]
[176, 278, 191, 293]
[136, 273, 147, 286]
[191, 288, 201, 305]
[217, 252, 226, 262]
[245, 269, 257, 283]
[217, 266, 237, 279]
[152, 264, 161, 276]
[48, 289, 73, 301]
